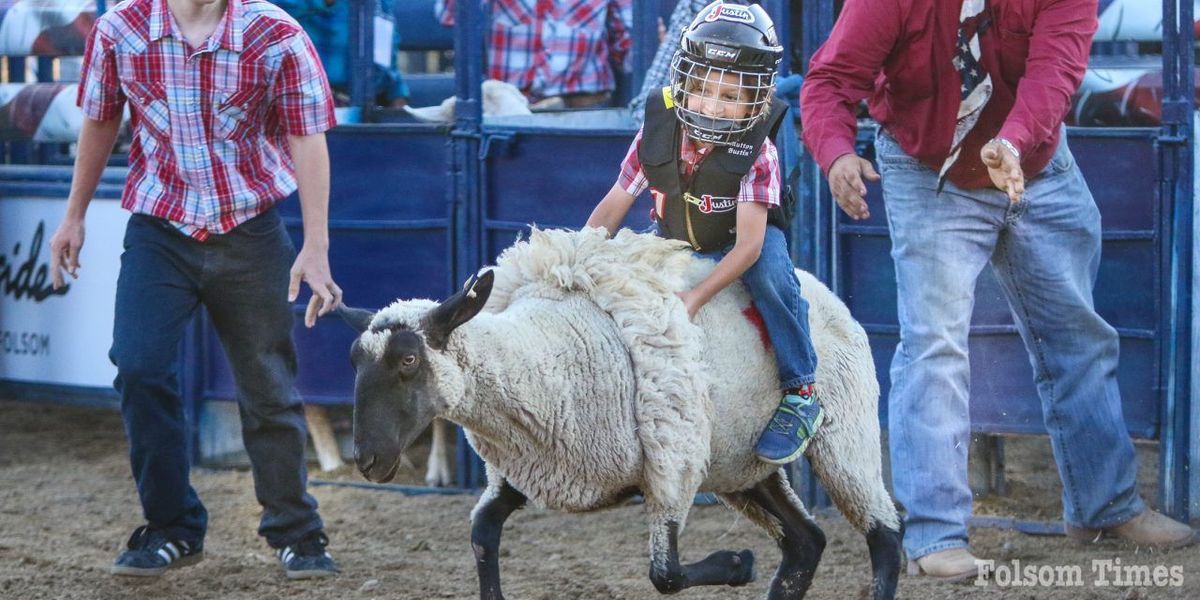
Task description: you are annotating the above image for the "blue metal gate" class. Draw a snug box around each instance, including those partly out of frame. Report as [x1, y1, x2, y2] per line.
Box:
[0, 0, 1195, 521]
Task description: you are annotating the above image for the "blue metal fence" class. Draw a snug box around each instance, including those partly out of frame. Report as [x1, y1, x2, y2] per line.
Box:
[202, 125, 455, 405]
[1158, 0, 1197, 521]
[0, 0, 1195, 520]
[837, 127, 1164, 439]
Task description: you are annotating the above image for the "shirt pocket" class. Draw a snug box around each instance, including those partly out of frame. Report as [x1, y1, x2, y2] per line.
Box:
[991, 28, 1030, 87]
[212, 68, 269, 143]
[121, 79, 170, 138]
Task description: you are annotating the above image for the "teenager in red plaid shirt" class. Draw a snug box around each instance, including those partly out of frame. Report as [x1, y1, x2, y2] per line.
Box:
[48, 0, 341, 580]
[587, 2, 822, 465]
[435, 0, 631, 108]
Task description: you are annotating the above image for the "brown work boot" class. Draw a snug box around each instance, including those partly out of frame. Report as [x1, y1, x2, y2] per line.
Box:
[1066, 508, 1198, 549]
[906, 548, 986, 582]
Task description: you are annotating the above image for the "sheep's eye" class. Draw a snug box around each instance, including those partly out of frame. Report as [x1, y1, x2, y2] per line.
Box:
[401, 355, 418, 367]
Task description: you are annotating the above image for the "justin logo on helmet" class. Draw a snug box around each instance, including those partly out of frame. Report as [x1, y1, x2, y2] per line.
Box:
[705, 4, 755, 25]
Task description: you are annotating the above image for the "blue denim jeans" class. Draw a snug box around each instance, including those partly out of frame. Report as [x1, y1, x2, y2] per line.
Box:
[108, 208, 323, 549]
[697, 224, 817, 388]
[875, 129, 1144, 560]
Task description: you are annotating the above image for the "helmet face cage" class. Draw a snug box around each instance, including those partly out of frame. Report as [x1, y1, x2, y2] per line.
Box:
[670, 52, 776, 146]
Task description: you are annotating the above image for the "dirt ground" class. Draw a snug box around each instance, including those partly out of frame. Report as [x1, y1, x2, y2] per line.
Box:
[2, 399, 1199, 599]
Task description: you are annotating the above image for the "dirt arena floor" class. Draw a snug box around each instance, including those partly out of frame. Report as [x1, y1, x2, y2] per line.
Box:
[2, 399, 1199, 599]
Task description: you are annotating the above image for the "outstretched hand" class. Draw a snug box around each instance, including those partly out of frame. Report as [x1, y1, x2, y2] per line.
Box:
[828, 153, 880, 220]
[981, 140, 1024, 204]
[288, 244, 342, 328]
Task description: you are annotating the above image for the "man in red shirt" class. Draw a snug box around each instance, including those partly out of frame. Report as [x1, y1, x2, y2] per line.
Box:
[801, 0, 1197, 581]
[47, 0, 342, 580]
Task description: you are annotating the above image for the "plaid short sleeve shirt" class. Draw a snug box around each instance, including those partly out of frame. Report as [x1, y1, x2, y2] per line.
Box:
[617, 126, 781, 209]
[435, 0, 632, 101]
[78, 0, 336, 240]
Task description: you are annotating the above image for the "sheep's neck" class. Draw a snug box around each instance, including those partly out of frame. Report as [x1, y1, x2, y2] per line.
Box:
[442, 314, 560, 454]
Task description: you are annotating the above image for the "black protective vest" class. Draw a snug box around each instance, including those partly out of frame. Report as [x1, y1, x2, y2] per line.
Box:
[639, 87, 789, 253]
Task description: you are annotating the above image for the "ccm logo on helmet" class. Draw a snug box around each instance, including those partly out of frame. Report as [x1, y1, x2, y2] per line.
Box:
[704, 3, 755, 25]
[706, 46, 738, 60]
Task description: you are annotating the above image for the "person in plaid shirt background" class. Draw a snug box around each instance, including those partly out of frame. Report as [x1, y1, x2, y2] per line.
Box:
[47, 0, 343, 580]
[435, 0, 632, 108]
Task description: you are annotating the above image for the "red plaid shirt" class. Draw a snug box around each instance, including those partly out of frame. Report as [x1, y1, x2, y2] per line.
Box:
[77, 0, 336, 241]
[617, 127, 781, 216]
[435, 0, 632, 100]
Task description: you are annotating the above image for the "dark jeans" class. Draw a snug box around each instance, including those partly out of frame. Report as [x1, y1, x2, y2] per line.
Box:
[108, 208, 322, 549]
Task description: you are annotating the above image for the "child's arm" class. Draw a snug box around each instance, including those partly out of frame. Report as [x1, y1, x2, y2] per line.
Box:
[585, 182, 638, 236]
[678, 201, 769, 319]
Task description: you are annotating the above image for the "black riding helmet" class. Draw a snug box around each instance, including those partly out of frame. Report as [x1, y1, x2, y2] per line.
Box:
[670, 1, 783, 146]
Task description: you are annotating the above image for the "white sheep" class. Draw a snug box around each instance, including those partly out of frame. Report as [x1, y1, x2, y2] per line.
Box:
[341, 228, 902, 599]
[402, 79, 533, 123]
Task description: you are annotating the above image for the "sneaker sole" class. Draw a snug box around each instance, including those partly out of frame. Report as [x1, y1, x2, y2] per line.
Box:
[111, 552, 204, 577]
[756, 409, 826, 465]
[286, 568, 339, 580]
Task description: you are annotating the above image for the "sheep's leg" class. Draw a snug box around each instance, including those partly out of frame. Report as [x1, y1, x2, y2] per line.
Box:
[740, 471, 826, 599]
[471, 481, 526, 600]
[807, 433, 902, 599]
[863, 517, 902, 600]
[647, 513, 756, 594]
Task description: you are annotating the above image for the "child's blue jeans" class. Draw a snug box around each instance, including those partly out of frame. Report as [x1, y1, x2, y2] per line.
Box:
[697, 224, 818, 389]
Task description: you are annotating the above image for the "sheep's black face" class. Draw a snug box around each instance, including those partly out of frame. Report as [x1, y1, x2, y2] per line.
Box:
[350, 328, 440, 483]
[340, 269, 494, 483]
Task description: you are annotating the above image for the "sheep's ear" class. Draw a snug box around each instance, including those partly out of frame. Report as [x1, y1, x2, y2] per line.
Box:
[335, 304, 375, 333]
[424, 270, 495, 350]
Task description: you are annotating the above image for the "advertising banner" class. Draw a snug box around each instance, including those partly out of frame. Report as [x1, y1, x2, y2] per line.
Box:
[0, 198, 128, 387]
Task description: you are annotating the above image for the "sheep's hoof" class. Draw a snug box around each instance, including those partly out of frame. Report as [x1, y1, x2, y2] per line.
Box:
[729, 549, 756, 587]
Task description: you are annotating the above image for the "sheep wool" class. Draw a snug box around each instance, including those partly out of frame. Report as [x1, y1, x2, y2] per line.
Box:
[482, 227, 896, 532]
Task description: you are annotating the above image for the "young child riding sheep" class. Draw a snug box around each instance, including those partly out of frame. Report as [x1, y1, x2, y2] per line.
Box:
[586, 1, 820, 464]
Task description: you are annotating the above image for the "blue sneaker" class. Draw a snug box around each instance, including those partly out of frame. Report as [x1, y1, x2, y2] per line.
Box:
[277, 530, 339, 579]
[110, 525, 203, 577]
[754, 388, 824, 465]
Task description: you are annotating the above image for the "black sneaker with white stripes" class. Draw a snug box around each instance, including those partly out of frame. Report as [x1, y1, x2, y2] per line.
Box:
[277, 530, 339, 579]
[111, 525, 203, 577]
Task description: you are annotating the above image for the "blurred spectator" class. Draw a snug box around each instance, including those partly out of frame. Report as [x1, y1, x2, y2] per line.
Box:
[627, 0, 710, 121]
[435, 0, 632, 109]
[274, 0, 410, 107]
